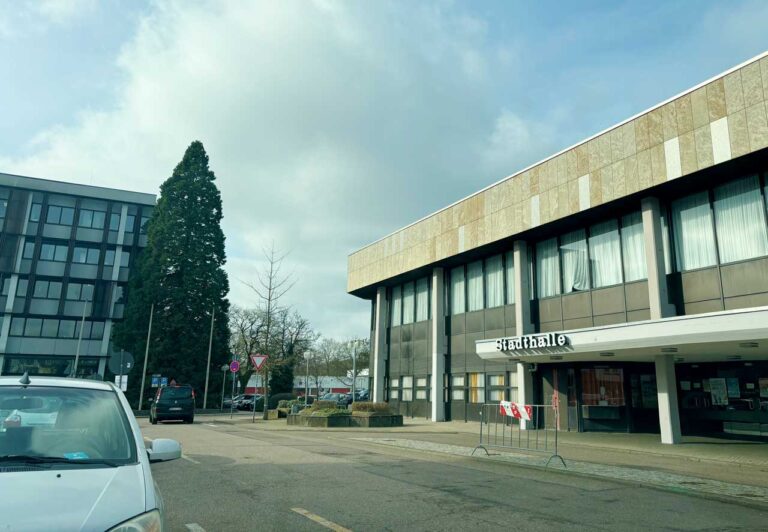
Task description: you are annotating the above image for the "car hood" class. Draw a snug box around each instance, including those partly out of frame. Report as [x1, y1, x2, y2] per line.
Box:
[0, 464, 146, 531]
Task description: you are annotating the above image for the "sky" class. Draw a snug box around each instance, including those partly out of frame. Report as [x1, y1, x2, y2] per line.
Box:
[0, 0, 767, 340]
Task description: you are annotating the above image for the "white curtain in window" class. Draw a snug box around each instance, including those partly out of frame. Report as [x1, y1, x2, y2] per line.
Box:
[467, 261, 484, 311]
[536, 238, 560, 298]
[671, 191, 717, 271]
[390, 285, 402, 326]
[485, 255, 503, 308]
[621, 211, 648, 282]
[714, 175, 768, 264]
[560, 230, 589, 293]
[660, 211, 672, 274]
[450, 267, 465, 315]
[402, 281, 415, 324]
[415, 277, 429, 321]
[504, 251, 515, 305]
[589, 220, 623, 287]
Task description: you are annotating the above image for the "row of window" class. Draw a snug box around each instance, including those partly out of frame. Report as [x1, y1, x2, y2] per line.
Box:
[2, 278, 116, 304]
[31, 203, 148, 234]
[389, 277, 430, 326]
[23, 241, 131, 267]
[388, 373, 518, 403]
[9, 317, 105, 340]
[450, 253, 515, 315]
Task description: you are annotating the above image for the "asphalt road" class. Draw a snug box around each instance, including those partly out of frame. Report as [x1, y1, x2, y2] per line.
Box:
[142, 416, 768, 531]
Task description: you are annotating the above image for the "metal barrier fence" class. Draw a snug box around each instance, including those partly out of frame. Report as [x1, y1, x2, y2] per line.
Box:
[472, 402, 566, 467]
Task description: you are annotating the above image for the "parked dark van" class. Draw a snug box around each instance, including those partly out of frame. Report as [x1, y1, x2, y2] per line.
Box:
[150, 384, 195, 424]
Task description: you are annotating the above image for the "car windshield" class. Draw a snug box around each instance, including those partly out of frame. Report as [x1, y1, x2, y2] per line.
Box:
[161, 387, 192, 399]
[0, 385, 136, 465]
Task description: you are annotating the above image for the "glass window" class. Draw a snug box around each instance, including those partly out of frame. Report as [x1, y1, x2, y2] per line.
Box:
[78, 209, 106, 229]
[488, 389, 505, 401]
[104, 249, 115, 266]
[390, 377, 399, 400]
[415, 389, 428, 400]
[536, 237, 560, 298]
[75, 321, 93, 340]
[16, 279, 28, 297]
[78, 209, 92, 228]
[402, 282, 415, 324]
[109, 213, 121, 231]
[120, 251, 130, 267]
[488, 375, 505, 386]
[589, 220, 623, 288]
[660, 211, 672, 274]
[90, 321, 105, 340]
[1, 278, 10, 296]
[42, 244, 68, 262]
[621, 211, 648, 282]
[10, 318, 24, 336]
[29, 203, 42, 222]
[671, 191, 717, 271]
[42, 319, 59, 337]
[581, 368, 625, 406]
[47, 205, 74, 225]
[47, 205, 61, 224]
[401, 376, 413, 402]
[140, 216, 150, 234]
[485, 255, 503, 308]
[66, 282, 94, 301]
[451, 375, 465, 401]
[25, 318, 42, 337]
[73, 247, 99, 265]
[469, 373, 485, 403]
[23, 241, 35, 260]
[125, 214, 136, 231]
[54, 245, 68, 262]
[504, 251, 515, 305]
[415, 277, 429, 322]
[34, 280, 61, 299]
[0, 199, 6, 218]
[58, 320, 76, 339]
[467, 261, 483, 311]
[450, 266, 465, 315]
[416, 377, 428, 387]
[560, 229, 589, 293]
[390, 285, 402, 327]
[713, 175, 768, 264]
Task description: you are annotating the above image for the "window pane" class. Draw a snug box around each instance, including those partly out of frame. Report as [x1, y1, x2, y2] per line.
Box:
[469, 373, 485, 388]
[120, 251, 130, 267]
[391, 390, 399, 400]
[415, 389, 428, 400]
[109, 213, 121, 231]
[504, 251, 515, 305]
[87, 248, 100, 264]
[140, 216, 149, 234]
[621, 211, 648, 282]
[589, 220, 623, 288]
[415, 277, 429, 322]
[75, 321, 92, 340]
[82, 284, 94, 301]
[33, 281, 48, 298]
[104, 249, 115, 266]
[390, 285, 401, 326]
[79, 209, 93, 227]
[23, 241, 35, 259]
[73, 247, 87, 263]
[401, 376, 413, 401]
[485, 255, 503, 308]
[469, 388, 485, 403]
[16, 279, 27, 297]
[402, 282, 415, 324]
[92, 211, 106, 229]
[58, 320, 75, 338]
[66, 283, 81, 300]
[467, 261, 483, 311]
[671, 191, 717, 271]
[25, 318, 42, 337]
[54, 245, 68, 262]
[29, 203, 42, 222]
[451, 389, 465, 401]
[450, 266, 465, 315]
[451, 375, 465, 387]
[47, 205, 61, 223]
[42, 319, 59, 337]
[536, 237, 560, 297]
[660, 212, 672, 274]
[416, 377, 428, 387]
[488, 375, 505, 386]
[48, 282, 62, 299]
[713, 175, 768, 263]
[10, 318, 25, 336]
[60, 207, 74, 225]
[489, 389, 505, 401]
[560, 229, 590, 293]
[40, 244, 54, 261]
[125, 214, 136, 231]
[91, 321, 104, 340]
[391, 378, 399, 388]
[580, 368, 625, 406]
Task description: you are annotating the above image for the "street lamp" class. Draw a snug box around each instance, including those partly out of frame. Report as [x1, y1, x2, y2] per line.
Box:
[219, 364, 229, 411]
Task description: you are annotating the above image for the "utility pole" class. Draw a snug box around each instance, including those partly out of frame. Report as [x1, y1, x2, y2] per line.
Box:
[219, 364, 229, 410]
[71, 298, 89, 378]
[138, 303, 155, 411]
[351, 341, 357, 403]
[203, 305, 216, 409]
[305, 353, 309, 402]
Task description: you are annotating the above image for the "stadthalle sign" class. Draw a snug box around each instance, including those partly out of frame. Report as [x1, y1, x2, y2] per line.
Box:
[496, 333, 568, 352]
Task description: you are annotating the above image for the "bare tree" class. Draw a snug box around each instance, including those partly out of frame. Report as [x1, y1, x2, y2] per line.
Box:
[242, 243, 296, 420]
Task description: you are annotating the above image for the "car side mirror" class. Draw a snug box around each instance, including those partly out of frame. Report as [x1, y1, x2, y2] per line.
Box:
[147, 438, 182, 462]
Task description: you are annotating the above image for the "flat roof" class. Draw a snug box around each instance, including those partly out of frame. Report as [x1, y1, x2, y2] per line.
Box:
[0, 171, 156, 206]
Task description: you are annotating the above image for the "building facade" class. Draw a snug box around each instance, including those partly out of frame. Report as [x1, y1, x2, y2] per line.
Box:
[348, 52, 768, 443]
[0, 172, 155, 379]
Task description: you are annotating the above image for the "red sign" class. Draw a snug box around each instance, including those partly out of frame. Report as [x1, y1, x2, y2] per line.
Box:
[250, 354, 268, 371]
[229, 360, 240, 373]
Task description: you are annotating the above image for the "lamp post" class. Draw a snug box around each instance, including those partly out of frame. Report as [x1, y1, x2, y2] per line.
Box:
[219, 364, 229, 411]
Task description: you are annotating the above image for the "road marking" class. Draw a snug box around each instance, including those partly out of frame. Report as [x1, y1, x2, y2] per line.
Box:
[182, 455, 200, 464]
[205, 423, 218, 427]
[291, 508, 352, 532]
[185, 524, 206, 531]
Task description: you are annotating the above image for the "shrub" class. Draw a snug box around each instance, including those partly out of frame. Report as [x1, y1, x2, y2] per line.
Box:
[351, 402, 391, 414]
[308, 408, 351, 417]
[277, 400, 291, 409]
[313, 400, 339, 411]
[268, 393, 296, 409]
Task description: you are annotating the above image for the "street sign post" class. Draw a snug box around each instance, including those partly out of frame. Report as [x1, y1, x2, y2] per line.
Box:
[230, 360, 240, 373]
[250, 354, 267, 371]
[250, 354, 268, 422]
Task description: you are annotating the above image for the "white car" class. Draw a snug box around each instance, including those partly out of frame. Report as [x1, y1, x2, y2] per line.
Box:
[0, 374, 182, 531]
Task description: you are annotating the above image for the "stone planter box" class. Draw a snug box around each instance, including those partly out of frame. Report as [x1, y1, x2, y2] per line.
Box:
[266, 409, 280, 420]
[286, 413, 351, 427]
[350, 414, 403, 427]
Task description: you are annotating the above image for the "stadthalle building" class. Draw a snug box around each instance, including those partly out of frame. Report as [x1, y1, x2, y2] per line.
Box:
[348, 52, 768, 443]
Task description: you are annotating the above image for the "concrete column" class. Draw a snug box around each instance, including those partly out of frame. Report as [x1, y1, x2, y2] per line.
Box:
[641, 197, 675, 319]
[430, 267, 446, 422]
[655, 355, 682, 444]
[513, 240, 533, 334]
[372, 287, 388, 403]
[98, 357, 107, 379]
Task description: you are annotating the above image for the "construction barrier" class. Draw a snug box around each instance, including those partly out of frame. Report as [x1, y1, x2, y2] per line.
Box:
[472, 401, 566, 467]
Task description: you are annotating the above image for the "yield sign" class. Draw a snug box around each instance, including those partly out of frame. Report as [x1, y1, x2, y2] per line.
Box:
[250, 354, 268, 371]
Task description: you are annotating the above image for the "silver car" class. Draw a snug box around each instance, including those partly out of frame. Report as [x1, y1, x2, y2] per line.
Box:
[0, 374, 182, 531]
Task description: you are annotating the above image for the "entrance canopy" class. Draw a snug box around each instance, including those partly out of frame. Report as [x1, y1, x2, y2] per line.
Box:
[476, 307, 768, 364]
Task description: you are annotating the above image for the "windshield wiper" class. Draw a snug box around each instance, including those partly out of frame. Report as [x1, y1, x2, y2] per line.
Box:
[0, 455, 121, 467]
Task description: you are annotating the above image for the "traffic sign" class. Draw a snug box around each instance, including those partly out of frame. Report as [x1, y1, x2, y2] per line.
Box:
[161, 377, 168, 387]
[151, 374, 161, 388]
[108, 350, 134, 375]
[115, 375, 128, 392]
[250, 354, 268, 370]
[229, 360, 240, 373]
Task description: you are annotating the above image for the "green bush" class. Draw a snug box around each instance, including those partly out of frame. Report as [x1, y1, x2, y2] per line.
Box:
[312, 400, 339, 410]
[351, 401, 391, 414]
[307, 408, 351, 417]
[277, 400, 291, 408]
[268, 393, 296, 409]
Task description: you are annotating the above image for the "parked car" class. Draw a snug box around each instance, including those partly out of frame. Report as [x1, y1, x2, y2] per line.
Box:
[150, 384, 195, 424]
[223, 394, 244, 409]
[0, 373, 182, 530]
[319, 393, 348, 407]
[355, 389, 370, 401]
[237, 394, 263, 411]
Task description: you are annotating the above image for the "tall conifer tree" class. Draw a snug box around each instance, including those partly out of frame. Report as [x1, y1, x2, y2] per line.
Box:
[114, 141, 230, 406]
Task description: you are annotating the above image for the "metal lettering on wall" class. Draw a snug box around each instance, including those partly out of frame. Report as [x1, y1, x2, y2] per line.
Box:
[496, 333, 568, 352]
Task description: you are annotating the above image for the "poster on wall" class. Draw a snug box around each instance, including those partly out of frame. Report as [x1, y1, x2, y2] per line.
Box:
[709, 378, 729, 406]
[726, 377, 741, 398]
[759, 378, 768, 398]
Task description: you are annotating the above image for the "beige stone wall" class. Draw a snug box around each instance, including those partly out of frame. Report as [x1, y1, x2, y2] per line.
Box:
[348, 53, 768, 294]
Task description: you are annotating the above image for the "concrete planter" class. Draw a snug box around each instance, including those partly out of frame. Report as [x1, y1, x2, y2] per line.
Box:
[350, 414, 404, 427]
[286, 413, 351, 427]
[266, 409, 280, 420]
